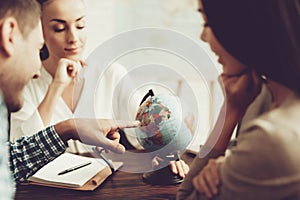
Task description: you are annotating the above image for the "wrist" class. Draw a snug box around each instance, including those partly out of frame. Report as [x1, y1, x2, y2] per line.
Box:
[209, 104, 245, 152]
[223, 103, 247, 121]
[49, 81, 66, 95]
[54, 119, 77, 143]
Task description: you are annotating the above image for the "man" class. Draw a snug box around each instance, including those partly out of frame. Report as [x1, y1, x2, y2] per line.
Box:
[0, 1, 138, 199]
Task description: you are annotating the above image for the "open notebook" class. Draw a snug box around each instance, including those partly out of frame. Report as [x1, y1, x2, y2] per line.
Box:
[26, 153, 123, 191]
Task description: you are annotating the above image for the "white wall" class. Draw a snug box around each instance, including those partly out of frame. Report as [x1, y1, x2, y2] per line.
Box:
[85, 0, 202, 55]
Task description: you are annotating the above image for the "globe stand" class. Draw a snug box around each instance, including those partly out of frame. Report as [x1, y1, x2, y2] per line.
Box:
[136, 90, 190, 185]
[142, 152, 183, 185]
[142, 165, 183, 185]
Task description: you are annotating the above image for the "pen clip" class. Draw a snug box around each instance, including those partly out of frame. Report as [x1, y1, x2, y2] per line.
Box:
[92, 147, 115, 173]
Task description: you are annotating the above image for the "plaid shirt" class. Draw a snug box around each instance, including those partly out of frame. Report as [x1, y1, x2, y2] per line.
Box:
[1, 93, 67, 200]
[9, 126, 67, 182]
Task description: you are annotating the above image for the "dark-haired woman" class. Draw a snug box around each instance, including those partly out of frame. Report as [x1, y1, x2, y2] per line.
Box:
[177, 0, 300, 199]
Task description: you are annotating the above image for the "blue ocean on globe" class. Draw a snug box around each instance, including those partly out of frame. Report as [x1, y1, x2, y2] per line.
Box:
[135, 93, 192, 153]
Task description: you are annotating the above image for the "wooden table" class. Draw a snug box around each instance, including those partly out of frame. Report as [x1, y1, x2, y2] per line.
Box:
[15, 152, 195, 200]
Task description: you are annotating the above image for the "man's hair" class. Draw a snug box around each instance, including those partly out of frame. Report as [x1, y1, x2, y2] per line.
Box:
[0, 0, 41, 38]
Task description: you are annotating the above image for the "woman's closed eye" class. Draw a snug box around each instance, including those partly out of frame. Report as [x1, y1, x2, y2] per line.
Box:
[53, 24, 66, 32]
[76, 20, 86, 30]
[76, 25, 85, 30]
[197, 9, 209, 28]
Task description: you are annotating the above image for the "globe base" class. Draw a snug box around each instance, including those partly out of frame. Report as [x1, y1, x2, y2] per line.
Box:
[142, 165, 183, 185]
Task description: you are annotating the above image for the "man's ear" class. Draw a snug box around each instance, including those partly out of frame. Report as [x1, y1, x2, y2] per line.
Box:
[0, 17, 19, 57]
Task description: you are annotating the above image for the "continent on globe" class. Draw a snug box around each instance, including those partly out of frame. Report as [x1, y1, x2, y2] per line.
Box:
[135, 93, 189, 152]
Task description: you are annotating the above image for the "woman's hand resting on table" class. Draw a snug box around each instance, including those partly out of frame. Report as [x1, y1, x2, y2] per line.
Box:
[192, 156, 225, 198]
[152, 156, 189, 178]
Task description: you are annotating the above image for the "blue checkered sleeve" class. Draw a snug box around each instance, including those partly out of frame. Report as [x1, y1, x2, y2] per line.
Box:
[9, 126, 67, 183]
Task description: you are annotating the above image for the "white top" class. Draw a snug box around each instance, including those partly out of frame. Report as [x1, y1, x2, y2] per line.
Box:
[10, 63, 141, 152]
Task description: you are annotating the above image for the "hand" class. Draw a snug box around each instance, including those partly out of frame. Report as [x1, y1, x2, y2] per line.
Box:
[152, 156, 189, 178]
[55, 119, 140, 153]
[169, 159, 189, 178]
[220, 69, 262, 115]
[192, 156, 225, 198]
[53, 58, 83, 87]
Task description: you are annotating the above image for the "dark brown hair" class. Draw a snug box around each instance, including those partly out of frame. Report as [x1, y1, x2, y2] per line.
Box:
[202, 0, 300, 93]
[0, 0, 41, 38]
[36, 0, 49, 60]
[37, 0, 48, 4]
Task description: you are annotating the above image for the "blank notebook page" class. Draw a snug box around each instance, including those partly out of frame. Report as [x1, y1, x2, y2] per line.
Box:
[29, 153, 107, 187]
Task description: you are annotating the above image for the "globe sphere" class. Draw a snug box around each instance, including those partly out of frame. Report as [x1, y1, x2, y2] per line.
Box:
[135, 93, 191, 152]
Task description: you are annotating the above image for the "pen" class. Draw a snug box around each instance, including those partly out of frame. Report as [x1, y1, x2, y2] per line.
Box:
[57, 161, 92, 175]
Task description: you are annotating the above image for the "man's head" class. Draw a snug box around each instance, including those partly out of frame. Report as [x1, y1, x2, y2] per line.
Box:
[0, 0, 44, 112]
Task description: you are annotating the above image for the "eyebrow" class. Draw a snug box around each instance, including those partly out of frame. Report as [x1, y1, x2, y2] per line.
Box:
[50, 15, 85, 23]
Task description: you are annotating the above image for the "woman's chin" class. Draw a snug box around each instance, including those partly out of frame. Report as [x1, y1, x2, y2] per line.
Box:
[64, 54, 83, 62]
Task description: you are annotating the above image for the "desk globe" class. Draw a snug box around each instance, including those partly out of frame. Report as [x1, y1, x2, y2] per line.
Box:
[135, 91, 192, 185]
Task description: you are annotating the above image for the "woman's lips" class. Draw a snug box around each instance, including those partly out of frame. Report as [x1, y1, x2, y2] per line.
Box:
[211, 49, 223, 64]
[217, 56, 223, 65]
[64, 47, 80, 54]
